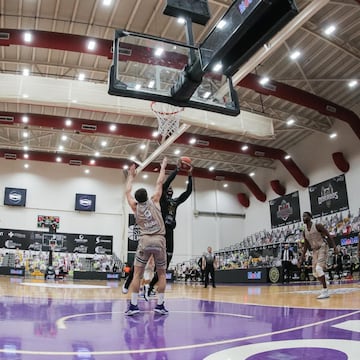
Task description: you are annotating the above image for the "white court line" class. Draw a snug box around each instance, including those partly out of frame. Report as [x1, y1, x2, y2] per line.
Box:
[3, 308, 359, 356]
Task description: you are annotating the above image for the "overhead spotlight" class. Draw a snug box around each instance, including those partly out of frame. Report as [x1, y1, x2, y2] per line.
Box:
[174, 149, 180, 155]
[152, 130, 159, 137]
[348, 80, 358, 88]
[189, 138, 196, 145]
[103, 0, 112, 5]
[140, 143, 146, 150]
[58, 145, 64, 151]
[22, 131, 29, 138]
[209, 166, 215, 171]
[324, 25, 336, 35]
[22, 69, 30, 76]
[23, 145, 29, 151]
[23, 153, 29, 159]
[78, 73, 86, 81]
[259, 77, 269, 85]
[22, 116, 29, 123]
[61, 135, 67, 141]
[84, 169, 90, 174]
[87, 40, 96, 51]
[24, 163, 29, 169]
[289, 50, 301, 60]
[329, 132, 337, 139]
[223, 183, 228, 188]
[24, 32, 32, 42]
[286, 117, 296, 126]
[154, 48, 164, 57]
[241, 145, 248, 151]
[177, 17, 186, 24]
[134, 84, 141, 90]
[249, 172, 255, 177]
[65, 119, 72, 127]
[109, 124, 117, 131]
[94, 151, 100, 157]
[90, 159, 96, 165]
[142, 174, 148, 179]
[148, 80, 155, 88]
[101, 141, 107, 147]
[123, 164, 129, 170]
[284, 154, 291, 160]
[56, 157, 62, 162]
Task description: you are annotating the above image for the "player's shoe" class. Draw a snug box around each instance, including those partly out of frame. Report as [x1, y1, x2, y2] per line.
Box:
[154, 304, 169, 315]
[317, 289, 330, 299]
[125, 303, 140, 316]
[148, 288, 156, 297]
[143, 285, 150, 302]
[122, 282, 129, 294]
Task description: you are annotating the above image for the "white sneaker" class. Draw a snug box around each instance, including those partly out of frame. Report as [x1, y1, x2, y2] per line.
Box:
[317, 289, 330, 299]
[122, 282, 128, 294]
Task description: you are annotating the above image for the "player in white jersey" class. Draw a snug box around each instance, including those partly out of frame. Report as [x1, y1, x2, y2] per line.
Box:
[298, 211, 338, 299]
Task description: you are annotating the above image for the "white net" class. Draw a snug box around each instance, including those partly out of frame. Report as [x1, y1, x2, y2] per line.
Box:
[151, 102, 183, 142]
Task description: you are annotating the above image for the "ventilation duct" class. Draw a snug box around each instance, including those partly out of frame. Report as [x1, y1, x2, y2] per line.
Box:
[237, 193, 250, 208]
[270, 180, 286, 196]
[69, 159, 82, 166]
[0, 115, 14, 123]
[332, 152, 350, 173]
[81, 124, 97, 131]
[4, 153, 17, 160]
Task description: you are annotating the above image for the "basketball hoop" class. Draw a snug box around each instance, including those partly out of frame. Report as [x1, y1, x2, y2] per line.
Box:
[151, 102, 184, 143]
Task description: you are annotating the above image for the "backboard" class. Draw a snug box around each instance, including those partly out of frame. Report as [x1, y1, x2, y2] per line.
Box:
[108, 30, 240, 116]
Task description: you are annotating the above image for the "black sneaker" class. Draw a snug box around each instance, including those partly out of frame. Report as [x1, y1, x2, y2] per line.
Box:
[154, 304, 169, 315]
[125, 303, 140, 316]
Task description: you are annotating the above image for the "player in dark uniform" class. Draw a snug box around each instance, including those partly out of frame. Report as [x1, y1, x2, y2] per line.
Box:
[146, 159, 193, 296]
[122, 159, 193, 297]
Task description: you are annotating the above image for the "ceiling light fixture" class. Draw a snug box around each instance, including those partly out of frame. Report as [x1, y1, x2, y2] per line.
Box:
[87, 40, 96, 51]
[348, 80, 358, 88]
[286, 117, 295, 125]
[259, 77, 269, 85]
[324, 25, 336, 35]
[24, 32, 32, 42]
[241, 145, 248, 151]
[290, 50, 301, 60]
[154, 48, 164, 57]
[329, 132, 337, 139]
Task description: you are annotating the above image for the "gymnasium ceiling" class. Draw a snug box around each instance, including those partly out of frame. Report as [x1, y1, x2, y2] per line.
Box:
[0, 0, 359, 200]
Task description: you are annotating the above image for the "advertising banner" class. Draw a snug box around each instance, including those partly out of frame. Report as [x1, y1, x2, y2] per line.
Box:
[269, 191, 301, 228]
[309, 174, 349, 218]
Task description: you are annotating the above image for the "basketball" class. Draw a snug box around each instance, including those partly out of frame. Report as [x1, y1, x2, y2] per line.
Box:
[180, 156, 192, 170]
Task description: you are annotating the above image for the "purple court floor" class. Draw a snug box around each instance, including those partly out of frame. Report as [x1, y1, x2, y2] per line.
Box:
[0, 282, 359, 359]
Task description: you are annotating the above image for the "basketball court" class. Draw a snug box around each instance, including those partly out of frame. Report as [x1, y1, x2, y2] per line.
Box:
[0, 276, 359, 359]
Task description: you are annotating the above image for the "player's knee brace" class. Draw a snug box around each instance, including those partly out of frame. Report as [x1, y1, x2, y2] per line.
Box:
[315, 265, 324, 277]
